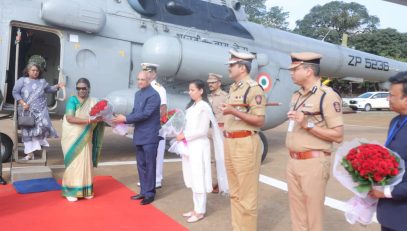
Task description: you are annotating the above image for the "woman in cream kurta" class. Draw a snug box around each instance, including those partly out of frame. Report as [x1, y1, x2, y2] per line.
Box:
[176, 79, 222, 223]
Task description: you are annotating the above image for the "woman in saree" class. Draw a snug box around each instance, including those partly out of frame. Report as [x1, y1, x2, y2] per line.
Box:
[12, 63, 64, 160]
[61, 78, 104, 202]
[175, 79, 227, 222]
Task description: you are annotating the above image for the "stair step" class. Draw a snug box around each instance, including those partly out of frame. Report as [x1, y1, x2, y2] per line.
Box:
[11, 166, 53, 183]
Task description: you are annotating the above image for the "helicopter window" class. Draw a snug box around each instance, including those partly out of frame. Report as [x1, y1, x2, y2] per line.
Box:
[128, 0, 157, 17]
[166, 1, 193, 16]
[209, 4, 232, 21]
[140, 0, 252, 40]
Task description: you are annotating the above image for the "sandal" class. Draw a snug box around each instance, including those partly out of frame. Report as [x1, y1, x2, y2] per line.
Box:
[187, 213, 204, 223]
[66, 196, 78, 202]
[182, 211, 194, 217]
[22, 153, 34, 161]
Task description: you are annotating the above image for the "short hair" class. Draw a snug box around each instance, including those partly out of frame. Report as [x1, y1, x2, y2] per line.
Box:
[302, 63, 320, 76]
[389, 71, 407, 97]
[76, 78, 91, 89]
[237, 61, 251, 73]
[23, 63, 43, 78]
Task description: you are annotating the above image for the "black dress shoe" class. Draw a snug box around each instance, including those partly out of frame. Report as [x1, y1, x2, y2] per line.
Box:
[130, 194, 144, 200]
[0, 176, 6, 185]
[140, 197, 154, 205]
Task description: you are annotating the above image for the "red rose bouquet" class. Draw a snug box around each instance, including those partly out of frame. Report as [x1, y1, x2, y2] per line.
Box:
[90, 100, 108, 116]
[333, 139, 405, 225]
[160, 109, 178, 125]
[342, 143, 400, 193]
[89, 99, 128, 136]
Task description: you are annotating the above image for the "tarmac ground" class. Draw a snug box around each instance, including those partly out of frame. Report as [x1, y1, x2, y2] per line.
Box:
[1, 110, 395, 231]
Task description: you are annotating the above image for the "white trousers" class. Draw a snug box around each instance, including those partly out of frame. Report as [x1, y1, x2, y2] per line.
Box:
[193, 192, 207, 214]
[24, 137, 49, 154]
[155, 139, 165, 184]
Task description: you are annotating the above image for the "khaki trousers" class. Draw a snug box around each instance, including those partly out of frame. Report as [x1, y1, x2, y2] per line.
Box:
[224, 134, 262, 231]
[287, 155, 331, 231]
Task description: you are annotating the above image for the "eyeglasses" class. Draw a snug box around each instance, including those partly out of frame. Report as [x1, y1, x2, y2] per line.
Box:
[207, 81, 218, 85]
[76, 87, 88, 91]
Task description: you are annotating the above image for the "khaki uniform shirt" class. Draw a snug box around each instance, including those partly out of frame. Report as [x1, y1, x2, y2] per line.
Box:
[224, 75, 266, 132]
[286, 84, 343, 152]
[209, 89, 227, 123]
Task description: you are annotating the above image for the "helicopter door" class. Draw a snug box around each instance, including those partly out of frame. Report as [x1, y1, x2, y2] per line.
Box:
[62, 33, 131, 99]
[5, 24, 62, 111]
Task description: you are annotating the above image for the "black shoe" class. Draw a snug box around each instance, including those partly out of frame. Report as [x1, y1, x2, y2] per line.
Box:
[130, 194, 144, 200]
[0, 176, 6, 185]
[140, 197, 154, 205]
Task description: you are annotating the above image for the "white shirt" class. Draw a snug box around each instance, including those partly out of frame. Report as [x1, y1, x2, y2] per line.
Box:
[151, 79, 167, 105]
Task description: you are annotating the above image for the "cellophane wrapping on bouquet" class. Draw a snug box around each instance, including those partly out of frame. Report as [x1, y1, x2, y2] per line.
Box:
[89, 100, 128, 136]
[158, 109, 187, 156]
[333, 138, 405, 225]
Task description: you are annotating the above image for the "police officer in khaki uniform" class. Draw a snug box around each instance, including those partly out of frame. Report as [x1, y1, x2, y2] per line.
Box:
[208, 73, 227, 127]
[286, 52, 344, 231]
[221, 50, 266, 231]
[207, 73, 227, 193]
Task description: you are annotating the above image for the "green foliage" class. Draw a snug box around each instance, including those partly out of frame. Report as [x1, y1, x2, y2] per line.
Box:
[294, 1, 379, 44]
[341, 158, 373, 193]
[239, 0, 290, 30]
[350, 28, 407, 62]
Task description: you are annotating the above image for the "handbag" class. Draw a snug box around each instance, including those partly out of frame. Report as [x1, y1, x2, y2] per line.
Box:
[18, 110, 35, 127]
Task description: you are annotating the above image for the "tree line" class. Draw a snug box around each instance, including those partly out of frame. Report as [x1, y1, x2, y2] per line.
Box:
[239, 0, 407, 95]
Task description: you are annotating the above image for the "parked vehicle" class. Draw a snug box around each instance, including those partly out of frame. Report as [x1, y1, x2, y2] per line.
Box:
[343, 92, 389, 111]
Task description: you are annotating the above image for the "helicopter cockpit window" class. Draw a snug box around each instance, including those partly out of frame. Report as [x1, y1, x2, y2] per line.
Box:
[209, 4, 232, 21]
[138, 0, 253, 40]
[166, 1, 193, 16]
[128, 0, 157, 17]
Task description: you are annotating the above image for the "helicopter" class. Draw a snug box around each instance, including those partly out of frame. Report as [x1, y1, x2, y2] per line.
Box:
[0, 0, 406, 163]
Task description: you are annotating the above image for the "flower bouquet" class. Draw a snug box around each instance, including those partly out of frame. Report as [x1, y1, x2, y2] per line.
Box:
[158, 109, 188, 156]
[89, 99, 128, 136]
[160, 109, 178, 125]
[333, 138, 405, 225]
[159, 109, 185, 138]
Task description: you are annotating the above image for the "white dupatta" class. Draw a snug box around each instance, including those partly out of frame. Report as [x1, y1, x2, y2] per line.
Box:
[202, 102, 229, 194]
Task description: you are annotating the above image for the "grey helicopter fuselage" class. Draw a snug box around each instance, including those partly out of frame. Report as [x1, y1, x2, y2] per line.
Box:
[0, 0, 406, 132]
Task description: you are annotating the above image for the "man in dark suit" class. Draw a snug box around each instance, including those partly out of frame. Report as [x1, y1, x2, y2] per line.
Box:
[113, 71, 161, 205]
[369, 71, 407, 231]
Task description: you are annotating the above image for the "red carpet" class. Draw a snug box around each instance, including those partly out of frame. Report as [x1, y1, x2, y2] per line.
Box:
[0, 176, 187, 231]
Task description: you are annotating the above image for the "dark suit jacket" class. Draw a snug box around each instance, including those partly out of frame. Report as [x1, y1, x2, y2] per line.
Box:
[126, 85, 161, 145]
[377, 115, 407, 230]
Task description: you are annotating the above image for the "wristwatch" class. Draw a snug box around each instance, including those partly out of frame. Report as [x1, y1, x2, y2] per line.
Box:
[306, 121, 315, 130]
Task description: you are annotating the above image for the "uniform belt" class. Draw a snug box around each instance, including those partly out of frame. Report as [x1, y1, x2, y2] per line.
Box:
[218, 123, 224, 127]
[223, 130, 255, 139]
[289, 151, 331, 160]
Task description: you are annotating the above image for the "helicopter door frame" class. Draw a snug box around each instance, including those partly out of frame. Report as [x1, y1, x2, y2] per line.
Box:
[6, 21, 65, 111]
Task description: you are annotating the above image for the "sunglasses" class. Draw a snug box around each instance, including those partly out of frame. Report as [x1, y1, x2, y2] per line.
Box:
[76, 87, 88, 91]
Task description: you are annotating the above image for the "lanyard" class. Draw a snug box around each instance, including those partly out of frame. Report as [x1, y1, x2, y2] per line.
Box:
[293, 87, 317, 111]
[385, 116, 407, 147]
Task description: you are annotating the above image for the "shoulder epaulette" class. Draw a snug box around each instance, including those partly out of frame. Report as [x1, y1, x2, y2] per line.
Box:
[247, 79, 259, 87]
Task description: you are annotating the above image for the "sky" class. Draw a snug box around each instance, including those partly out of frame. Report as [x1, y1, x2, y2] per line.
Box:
[265, 0, 407, 33]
